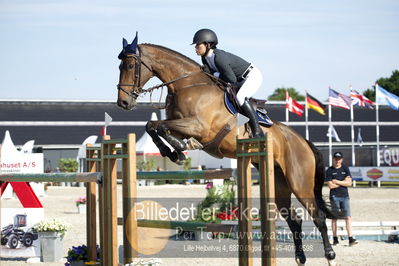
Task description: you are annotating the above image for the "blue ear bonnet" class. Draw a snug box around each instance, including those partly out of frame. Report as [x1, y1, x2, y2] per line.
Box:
[118, 32, 138, 59]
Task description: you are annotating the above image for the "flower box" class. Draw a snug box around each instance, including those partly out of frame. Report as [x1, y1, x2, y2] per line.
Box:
[78, 204, 87, 214]
[38, 231, 64, 262]
[33, 218, 71, 262]
[70, 261, 86, 266]
[65, 244, 100, 266]
[76, 196, 87, 214]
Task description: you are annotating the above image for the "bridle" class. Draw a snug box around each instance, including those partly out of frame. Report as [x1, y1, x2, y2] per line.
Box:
[116, 47, 153, 100]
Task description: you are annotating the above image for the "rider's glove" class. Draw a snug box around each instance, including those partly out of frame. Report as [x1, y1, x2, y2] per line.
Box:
[227, 82, 240, 92]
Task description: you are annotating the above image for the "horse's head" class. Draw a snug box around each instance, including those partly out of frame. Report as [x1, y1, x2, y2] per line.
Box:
[117, 33, 153, 110]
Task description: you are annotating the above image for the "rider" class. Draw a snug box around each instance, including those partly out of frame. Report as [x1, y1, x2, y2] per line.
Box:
[192, 28, 272, 138]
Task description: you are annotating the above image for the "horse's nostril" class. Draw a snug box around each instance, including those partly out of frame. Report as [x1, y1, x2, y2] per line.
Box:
[117, 100, 128, 108]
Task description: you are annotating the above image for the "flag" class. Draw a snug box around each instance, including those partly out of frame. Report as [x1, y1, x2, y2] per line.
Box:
[327, 125, 341, 142]
[350, 89, 374, 109]
[105, 112, 112, 126]
[329, 88, 351, 109]
[357, 128, 363, 147]
[306, 93, 326, 115]
[376, 84, 399, 110]
[102, 112, 113, 136]
[286, 91, 305, 117]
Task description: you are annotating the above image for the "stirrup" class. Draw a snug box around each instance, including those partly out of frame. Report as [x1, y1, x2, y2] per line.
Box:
[252, 132, 265, 138]
[262, 113, 273, 126]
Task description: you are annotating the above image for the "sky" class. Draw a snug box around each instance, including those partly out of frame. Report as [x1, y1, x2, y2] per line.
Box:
[1, 0, 398, 102]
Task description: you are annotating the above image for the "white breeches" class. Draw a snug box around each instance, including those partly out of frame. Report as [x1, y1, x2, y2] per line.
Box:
[236, 64, 263, 105]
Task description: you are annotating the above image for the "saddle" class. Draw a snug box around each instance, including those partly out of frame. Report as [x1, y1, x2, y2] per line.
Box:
[202, 70, 269, 116]
[193, 72, 273, 158]
[226, 85, 267, 114]
[199, 84, 273, 159]
[224, 85, 272, 127]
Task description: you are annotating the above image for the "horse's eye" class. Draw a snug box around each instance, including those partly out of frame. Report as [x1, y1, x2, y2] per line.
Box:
[128, 64, 134, 69]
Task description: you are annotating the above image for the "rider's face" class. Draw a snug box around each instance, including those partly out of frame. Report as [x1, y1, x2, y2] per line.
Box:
[195, 43, 207, 56]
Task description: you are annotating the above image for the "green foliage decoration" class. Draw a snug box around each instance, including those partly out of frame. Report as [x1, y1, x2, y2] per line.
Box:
[268, 87, 305, 101]
[58, 158, 78, 172]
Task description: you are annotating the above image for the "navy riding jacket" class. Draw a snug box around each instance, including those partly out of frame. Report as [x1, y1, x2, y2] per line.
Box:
[201, 48, 251, 84]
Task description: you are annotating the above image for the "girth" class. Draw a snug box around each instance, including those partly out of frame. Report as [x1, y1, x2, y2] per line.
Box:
[202, 116, 236, 159]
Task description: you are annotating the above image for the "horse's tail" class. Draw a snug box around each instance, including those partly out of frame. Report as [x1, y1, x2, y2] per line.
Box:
[306, 140, 341, 219]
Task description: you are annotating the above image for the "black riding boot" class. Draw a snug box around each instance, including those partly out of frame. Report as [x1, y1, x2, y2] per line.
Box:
[240, 100, 265, 138]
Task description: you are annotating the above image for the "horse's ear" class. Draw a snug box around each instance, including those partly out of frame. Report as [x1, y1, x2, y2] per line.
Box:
[131, 31, 138, 53]
[123, 38, 128, 48]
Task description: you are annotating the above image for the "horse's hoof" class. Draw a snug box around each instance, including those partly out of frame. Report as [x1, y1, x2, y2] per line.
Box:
[328, 259, 337, 266]
[175, 159, 184, 165]
[325, 249, 336, 260]
[295, 257, 306, 265]
[177, 152, 186, 162]
[171, 151, 186, 165]
[295, 251, 306, 265]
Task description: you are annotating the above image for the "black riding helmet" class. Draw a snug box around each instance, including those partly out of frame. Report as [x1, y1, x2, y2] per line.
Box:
[192, 29, 218, 46]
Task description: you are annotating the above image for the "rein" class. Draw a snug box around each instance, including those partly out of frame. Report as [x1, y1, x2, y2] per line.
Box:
[117, 47, 227, 108]
[142, 71, 204, 94]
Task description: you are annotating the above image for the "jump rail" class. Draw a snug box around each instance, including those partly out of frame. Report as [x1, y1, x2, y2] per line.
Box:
[87, 134, 276, 266]
[0, 133, 274, 266]
[0, 172, 102, 183]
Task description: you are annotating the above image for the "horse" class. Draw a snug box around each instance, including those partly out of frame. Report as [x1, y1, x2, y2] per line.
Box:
[116, 37, 338, 265]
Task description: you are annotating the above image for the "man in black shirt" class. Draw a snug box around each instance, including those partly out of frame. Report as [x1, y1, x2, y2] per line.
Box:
[325, 152, 358, 246]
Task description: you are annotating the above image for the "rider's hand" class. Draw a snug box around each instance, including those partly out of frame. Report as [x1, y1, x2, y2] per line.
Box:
[228, 82, 240, 91]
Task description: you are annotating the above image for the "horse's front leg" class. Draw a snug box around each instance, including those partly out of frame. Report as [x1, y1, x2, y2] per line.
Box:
[145, 121, 185, 164]
[146, 118, 205, 164]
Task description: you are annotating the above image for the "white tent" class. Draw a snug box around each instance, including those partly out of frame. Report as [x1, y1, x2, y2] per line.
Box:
[21, 140, 35, 154]
[1, 130, 20, 156]
[76, 135, 98, 159]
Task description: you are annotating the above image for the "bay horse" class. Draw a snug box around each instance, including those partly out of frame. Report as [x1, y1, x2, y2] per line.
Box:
[116, 38, 338, 265]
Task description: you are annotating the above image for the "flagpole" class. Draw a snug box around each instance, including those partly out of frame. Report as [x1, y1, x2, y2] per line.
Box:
[375, 84, 380, 166]
[286, 104, 289, 123]
[328, 103, 332, 166]
[350, 86, 355, 166]
[305, 93, 309, 140]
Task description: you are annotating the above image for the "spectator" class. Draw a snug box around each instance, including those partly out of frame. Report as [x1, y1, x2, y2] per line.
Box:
[326, 152, 358, 246]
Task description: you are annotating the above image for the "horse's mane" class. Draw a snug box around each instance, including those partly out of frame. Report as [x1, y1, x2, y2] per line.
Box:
[140, 43, 199, 67]
[139, 43, 225, 91]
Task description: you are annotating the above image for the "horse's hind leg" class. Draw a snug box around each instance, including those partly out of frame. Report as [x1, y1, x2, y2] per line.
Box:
[273, 166, 307, 265]
[297, 197, 336, 265]
[254, 163, 306, 265]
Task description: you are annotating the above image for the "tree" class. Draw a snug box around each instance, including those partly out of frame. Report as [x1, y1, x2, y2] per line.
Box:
[58, 158, 78, 172]
[136, 158, 156, 171]
[363, 70, 399, 101]
[267, 87, 305, 101]
[183, 157, 192, 171]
